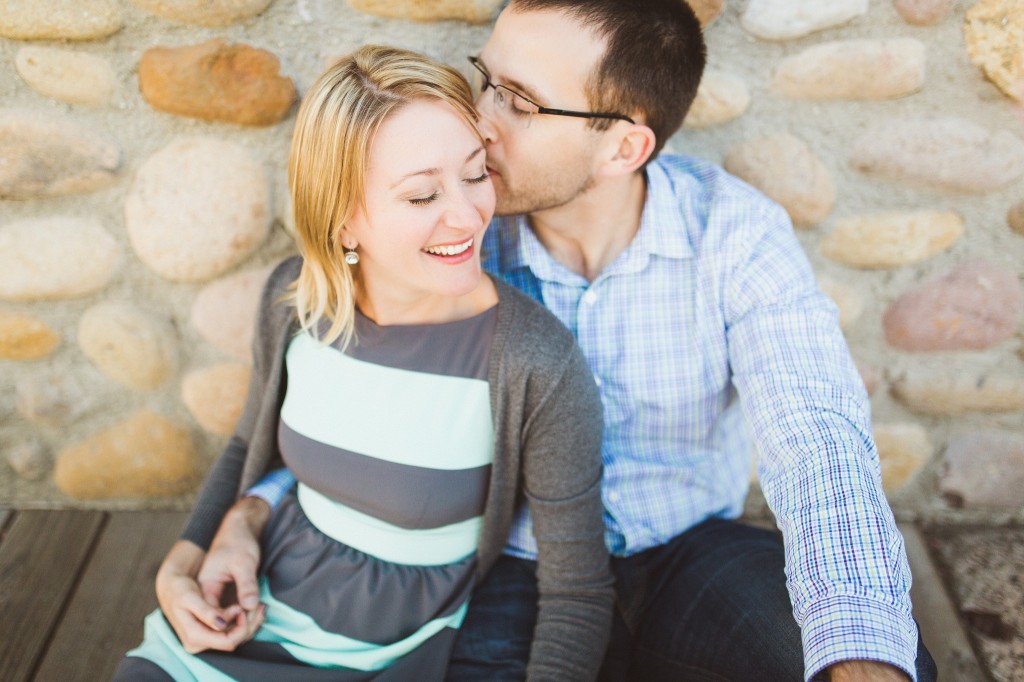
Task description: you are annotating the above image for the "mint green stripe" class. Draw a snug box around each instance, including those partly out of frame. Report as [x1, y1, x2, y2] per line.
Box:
[127, 610, 237, 682]
[281, 333, 494, 470]
[256, 577, 467, 670]
[298, 483, 482, 566]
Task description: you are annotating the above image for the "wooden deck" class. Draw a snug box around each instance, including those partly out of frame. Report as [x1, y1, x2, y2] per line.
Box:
[0, 509, 187, 682]
[0, 509, 986, 681]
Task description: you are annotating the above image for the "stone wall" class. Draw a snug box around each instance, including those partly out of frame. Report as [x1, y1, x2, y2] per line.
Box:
[1, 0, 1022, 523]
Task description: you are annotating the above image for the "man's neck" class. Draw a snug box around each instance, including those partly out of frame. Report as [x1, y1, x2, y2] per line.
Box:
[526, 171, 647, 282]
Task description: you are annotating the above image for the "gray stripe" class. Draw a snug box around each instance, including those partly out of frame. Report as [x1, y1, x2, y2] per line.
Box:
[198, 628, 457, 681]
[260, 494, 477, 644]
[322, 306, 497, 380]
[113, 656, 175, 682]
[279, 422, 491, 529]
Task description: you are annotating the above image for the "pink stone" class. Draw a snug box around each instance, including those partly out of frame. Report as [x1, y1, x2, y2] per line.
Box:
[893, 0, 957, 25]
[883, 261, 1023, 351]
[940, 429, 1024, 509]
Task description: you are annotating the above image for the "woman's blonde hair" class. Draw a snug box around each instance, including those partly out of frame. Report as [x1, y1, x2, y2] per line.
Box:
[287, 45, 480, 347]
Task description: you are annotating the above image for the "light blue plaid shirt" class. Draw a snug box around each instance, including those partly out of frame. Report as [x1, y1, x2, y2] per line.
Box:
[247, 155, 918, 680]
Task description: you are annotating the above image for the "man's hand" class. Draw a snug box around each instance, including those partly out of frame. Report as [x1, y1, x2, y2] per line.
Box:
[826, 660, 911, 681]
[194, 496, 273, 646]
[155, 540, 250, 654]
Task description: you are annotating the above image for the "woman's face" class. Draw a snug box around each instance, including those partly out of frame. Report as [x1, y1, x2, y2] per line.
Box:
[343, 98, 495, 317]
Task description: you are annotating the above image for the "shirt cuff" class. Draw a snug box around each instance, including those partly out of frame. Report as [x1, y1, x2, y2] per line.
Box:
[801, 595, 919, 682]
[244, 467, 296, 510]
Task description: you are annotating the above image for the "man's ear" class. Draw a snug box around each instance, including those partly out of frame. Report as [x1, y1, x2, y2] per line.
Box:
[599, 123, 656, 177]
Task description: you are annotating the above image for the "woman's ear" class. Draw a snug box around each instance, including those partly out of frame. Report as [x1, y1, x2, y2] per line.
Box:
[600, 123, 656, 178]
[337, 225, 358, 251]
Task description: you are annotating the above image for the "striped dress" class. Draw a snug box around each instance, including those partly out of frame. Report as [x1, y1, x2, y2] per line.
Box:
[122, 307, 498, 681]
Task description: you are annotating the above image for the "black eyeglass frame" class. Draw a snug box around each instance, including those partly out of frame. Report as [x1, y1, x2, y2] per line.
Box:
[468, 56, 636, 125]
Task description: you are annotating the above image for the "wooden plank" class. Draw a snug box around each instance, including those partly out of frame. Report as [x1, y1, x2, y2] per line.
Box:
[0, 510, 105, 682]
[901, 523, 987, 682]
[0, 508, 10, 535]
[35, 511, 188, 682]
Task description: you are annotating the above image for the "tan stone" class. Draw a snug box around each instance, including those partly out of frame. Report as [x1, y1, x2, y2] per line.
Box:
[818, 276, 864, 331]
[1009, 200, 1024, 236]
[683, 70, 750, 129]
[894, 0, 957, 25]
[820, 211, 964, 269]
[874, 422, 932, 492]
[772, 39, 926, 100]
[16, 371, 93, 425]
[964, 0, 1024, 102]
[15, 47, 118, 106]
[724, 134, 835, 227]
[6, 439, 49, 481]
[346, 0, 503, 23]
[78, 303, 177, 391]
[54, 410, 199, 499]
[851, 117, 1024, 193]
[0, 109, 121, 199]
[892, 370, 1024, 415]
[125, 137, 270, 282]
[883, 261, 1022, 352]
[181, 363, 253, 435]
[128, 0, 274, 26]
[0, 312, 59, 360]
[0, 0, 123, 40]
[139, 40, 296, 126]
[0, 217, 121, 301]
[854, 358, 883, 396]
[686, 0, 725, 27]
[191, 266, 273, 361]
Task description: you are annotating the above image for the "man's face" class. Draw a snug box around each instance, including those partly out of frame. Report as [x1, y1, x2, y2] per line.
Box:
[475, 7, 609, 216]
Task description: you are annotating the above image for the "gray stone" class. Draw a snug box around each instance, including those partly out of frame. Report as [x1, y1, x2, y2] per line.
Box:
[6, 439, 49, 481]
[940, 429, 1024, 509]
[125, 137, 271, 282]
[820, 210, 964, 269]
[724, 133, 835, 227]
[16, 371, 93, 425]
[128, 0, 274, 26]
[874, 422, 933, 492]
[0, 0, 123, 40]
[851, 118, 1024, 193]
[15, 47, 118, 106]
[893, 0, 958, 25]
[883, 261, 1023, 351]
[772, 39, 926, 100]
[0, 217, 121, 301]
[892, 369, 1024, 415]
[191, 266, 273, 361]
[181, 363, 252, 436]
[741, 0, 868, 40]
[683, 70, 750, 129]
[0, 109, 122, 199]
[78, 302, 177, 391]
[55, 410, 199, 499]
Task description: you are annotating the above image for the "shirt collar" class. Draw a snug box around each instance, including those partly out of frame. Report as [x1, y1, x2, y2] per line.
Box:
[492, 156, 696, 279]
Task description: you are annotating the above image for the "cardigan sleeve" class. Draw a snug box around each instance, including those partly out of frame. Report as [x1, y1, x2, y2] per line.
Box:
[179, 258, 295, 549]
[522, 343, 614, 681]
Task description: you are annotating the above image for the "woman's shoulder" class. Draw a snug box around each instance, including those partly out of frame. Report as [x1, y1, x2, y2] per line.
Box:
[491, 277, 578, 364]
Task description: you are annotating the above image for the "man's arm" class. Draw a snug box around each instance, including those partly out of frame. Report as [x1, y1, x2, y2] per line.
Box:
[723, 200, 918, 680]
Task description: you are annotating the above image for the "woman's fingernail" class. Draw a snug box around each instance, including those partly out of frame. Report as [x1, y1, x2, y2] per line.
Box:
[215, 616, 227, 629]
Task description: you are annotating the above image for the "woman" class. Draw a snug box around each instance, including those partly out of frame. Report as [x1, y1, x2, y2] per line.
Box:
[113, 45, 612, 681]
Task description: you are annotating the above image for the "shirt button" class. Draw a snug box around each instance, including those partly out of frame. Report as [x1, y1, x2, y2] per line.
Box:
[593, 374, 603, 387]
[582, 290, 598, 305]
[608, 491, 620, 503]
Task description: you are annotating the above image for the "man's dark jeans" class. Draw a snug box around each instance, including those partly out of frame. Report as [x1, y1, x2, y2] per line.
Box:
[447, 518, 938, 681]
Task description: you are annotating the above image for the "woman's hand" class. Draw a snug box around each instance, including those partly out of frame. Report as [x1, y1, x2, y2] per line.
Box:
[198, 497, 270, 615]
[155, 540, 257, 653]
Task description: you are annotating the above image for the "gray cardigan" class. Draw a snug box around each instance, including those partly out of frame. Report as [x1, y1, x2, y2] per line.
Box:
[181, 256, 613, 681]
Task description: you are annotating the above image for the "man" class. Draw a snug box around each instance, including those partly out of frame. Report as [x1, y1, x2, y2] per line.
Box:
[194, 1, 937, 680]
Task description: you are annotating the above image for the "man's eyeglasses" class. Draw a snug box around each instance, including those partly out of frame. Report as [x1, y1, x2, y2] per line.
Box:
[467, 56, 635, 130]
